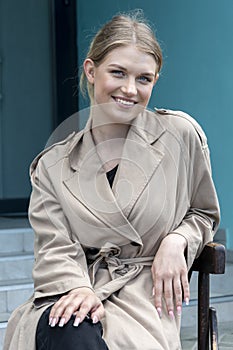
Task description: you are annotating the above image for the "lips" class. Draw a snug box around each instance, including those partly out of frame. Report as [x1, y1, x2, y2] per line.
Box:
[112, 96, 137, 107]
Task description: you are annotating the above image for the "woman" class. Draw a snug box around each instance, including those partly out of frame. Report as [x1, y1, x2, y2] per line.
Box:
[4, 11, 220, 350]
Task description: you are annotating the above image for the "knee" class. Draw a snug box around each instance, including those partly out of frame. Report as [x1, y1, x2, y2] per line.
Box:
[37, 312, 108, 350]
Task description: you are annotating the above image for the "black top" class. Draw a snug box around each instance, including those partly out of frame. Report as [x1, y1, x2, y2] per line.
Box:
[106, 164, 119, 188]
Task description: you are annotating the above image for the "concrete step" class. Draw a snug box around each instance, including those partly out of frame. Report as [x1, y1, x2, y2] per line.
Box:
[0, 253, 34, 281]
[0, 322, 7, 350]
[0, 279, 33, 316]
[0, 218, 34, 349]
[0, 221, 34, 255]
[0, 279, 34, 350]
[182, 294, 233, 328]
[181, 321, 233, 350]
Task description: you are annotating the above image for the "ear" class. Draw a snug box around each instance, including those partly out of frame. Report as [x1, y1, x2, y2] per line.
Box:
[153, 73, 160, 86]
[83, 59, 95, 84]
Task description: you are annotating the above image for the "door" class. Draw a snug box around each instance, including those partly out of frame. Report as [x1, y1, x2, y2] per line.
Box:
[0, 0, 53, 213]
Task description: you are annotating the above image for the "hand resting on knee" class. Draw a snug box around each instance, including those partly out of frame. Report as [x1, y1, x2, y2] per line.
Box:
[48, 287, 105, 328]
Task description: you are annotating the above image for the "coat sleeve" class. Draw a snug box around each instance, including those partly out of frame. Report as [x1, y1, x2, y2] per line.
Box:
[29, 155, 92, 306]
[168, 112, 220, 269]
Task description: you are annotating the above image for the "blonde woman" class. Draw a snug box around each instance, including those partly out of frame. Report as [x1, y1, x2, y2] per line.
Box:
[4, 11, 220, 350]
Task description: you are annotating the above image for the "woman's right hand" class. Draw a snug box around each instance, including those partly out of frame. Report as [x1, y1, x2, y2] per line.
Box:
[49, 287, 105, 327]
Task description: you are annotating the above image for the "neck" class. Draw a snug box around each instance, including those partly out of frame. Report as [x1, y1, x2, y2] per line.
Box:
[91, 121, 129, 144]
[90, 120, 129, 173]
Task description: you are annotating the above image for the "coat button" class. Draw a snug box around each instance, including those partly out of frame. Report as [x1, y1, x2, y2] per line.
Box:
[130, 241, 140, 246]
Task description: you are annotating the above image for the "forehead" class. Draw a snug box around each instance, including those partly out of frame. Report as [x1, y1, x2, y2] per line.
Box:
[101, 45, 157, 72]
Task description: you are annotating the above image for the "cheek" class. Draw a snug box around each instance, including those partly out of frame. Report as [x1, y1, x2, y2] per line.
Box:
[94, 80, 117, 100]
[140, 86, 154, 102]
[103, 77, 121, 92]
[95, 72, 117, 90]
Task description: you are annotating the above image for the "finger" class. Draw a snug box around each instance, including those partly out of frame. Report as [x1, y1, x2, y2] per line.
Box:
[76, 295, 102, 323]
[60, 297, 84, 325]
[49, 298, 67, 327]
[49, 295, 82, 327]
[163, 279, 174, 319]
[181, 271, 190, 305]
[49, 295, 70, 316]
[173, 277, 183, 316]
[90, 303, 105, 324]
[153, 280, 163, 318]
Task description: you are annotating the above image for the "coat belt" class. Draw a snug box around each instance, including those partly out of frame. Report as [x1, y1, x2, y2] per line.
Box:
[88, 242, 154, 301]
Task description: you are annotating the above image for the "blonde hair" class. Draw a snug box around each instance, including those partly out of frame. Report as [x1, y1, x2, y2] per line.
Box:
[80, 10, 163, 101]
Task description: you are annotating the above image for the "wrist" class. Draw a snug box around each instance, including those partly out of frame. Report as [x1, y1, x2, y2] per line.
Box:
[68, 287, 94, 295]
[162, 233, 187, 251]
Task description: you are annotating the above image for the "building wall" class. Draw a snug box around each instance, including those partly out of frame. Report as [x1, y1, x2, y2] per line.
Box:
[77, 0, 233, 248]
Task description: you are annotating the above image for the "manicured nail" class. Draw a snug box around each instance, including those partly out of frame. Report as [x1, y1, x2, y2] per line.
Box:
[59, 318, 66, 327]
[169, 310, 174, 320]
[50, 317, 57, 327]
[156, 307, 162, 318]
[92, 315, 98, 324]
[152, 287, 155, 296]
[185, 297, 189, 306]
[73, 317, 81, 327]
[49, 317, 53, 326]
[177, 306, 182, 316]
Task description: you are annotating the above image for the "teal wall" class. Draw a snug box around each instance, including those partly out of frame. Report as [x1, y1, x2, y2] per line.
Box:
[77, 0, 233, 248]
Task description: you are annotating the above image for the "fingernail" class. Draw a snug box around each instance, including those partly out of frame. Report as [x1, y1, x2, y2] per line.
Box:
[156, 307, 162, 318]
[49, 317, 53, 326]
[152, 287, 155, 296]
[50, 317, 57, 327]
[185, 297, 189, 306]
[169, 310, 174, 320]
[92, 315, 98, 324]
[73, 317, 81, 327]
[177, 306, 182, 316]
[59, 318, 66, 327]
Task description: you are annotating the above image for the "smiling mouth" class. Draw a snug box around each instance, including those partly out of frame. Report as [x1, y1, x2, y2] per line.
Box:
[112, 96, 137, 107]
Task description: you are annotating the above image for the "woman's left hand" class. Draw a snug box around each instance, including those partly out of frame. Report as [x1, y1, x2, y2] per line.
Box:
[151, 233, 190, 319]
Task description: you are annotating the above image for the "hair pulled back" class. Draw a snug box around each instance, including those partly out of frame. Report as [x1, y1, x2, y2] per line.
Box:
[80, 10, 163, 101]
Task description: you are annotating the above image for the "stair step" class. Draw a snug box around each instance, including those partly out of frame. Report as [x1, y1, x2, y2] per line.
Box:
[0, 278, 34, 349]
[0, 226, 34, 254]
[0, 314, 10, 324]
[0, 253, 34, 281]
[0, 323, 6, 350]
[0, 279, 33, 315]
[182, 296, 233, 328]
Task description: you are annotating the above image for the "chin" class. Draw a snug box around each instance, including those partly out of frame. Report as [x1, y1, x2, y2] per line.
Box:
[91, 102, 146, 126]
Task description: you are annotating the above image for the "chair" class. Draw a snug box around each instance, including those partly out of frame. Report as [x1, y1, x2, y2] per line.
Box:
[190, 242, 226, 350]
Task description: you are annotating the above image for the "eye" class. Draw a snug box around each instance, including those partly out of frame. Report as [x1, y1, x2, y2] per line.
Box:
[110, 70, 125, 77]
[137, 75, 152, 83]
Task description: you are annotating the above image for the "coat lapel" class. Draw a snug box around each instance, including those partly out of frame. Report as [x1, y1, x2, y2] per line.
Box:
[63, 110, 166, 243]
[63, 120, 142, 244]
[112, 110, 166, 217]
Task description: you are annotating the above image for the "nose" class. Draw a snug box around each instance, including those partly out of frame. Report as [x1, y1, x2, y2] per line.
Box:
[121, 78, 137, 97]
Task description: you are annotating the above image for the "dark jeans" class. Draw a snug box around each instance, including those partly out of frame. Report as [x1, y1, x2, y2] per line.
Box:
[36, 306, 109, 350]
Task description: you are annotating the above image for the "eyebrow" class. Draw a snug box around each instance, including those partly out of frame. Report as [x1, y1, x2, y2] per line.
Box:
[108, 63, 155, 77]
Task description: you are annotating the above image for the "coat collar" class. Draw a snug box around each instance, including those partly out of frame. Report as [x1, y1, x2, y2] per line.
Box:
[68, 109, 166, 171]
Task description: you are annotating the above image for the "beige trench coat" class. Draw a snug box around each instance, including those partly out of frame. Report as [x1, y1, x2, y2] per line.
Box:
[4, 108, 220, 350]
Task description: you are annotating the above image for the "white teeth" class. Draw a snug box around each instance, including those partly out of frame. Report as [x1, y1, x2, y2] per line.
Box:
[115, 98, 134, 106]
